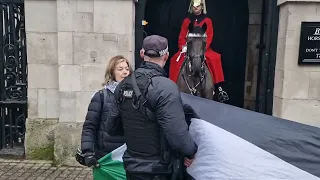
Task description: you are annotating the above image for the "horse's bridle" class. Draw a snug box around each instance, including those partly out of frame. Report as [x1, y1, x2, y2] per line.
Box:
[182, 33, 207, 96]
[182, 70, 205, 95]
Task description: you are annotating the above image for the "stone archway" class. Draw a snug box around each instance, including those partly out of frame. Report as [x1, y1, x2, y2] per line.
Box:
[135, 0, 249, 107]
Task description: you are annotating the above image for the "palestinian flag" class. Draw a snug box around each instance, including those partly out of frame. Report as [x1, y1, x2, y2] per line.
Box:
[181, 93, 320, 180]
[93, 93, 320, 180]
[93, 144, 127, 180]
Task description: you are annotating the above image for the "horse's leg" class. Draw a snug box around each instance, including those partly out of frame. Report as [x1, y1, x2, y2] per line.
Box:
[204, 65, 214, 100]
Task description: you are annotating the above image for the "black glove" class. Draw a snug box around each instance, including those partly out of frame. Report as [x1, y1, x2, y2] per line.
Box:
[84, 152, 99, 167]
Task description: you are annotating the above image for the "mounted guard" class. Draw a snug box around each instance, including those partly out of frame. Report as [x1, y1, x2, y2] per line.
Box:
[169, 0, 228, 102]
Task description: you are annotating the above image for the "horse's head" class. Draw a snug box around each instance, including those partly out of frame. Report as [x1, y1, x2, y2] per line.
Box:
[186, 22, 207, 77]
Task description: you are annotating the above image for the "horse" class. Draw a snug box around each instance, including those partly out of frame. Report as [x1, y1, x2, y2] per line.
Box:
[176, 22, 215, 100]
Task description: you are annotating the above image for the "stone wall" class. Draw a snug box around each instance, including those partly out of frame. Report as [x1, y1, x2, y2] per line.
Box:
[273, 1, 320, 127]
[25, 0, 135, 165]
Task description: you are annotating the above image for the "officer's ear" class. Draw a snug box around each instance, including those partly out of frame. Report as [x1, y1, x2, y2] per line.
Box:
[164, 52, 169, 62]
[140, 49, 145, 59]
[165, 52, 169, 61]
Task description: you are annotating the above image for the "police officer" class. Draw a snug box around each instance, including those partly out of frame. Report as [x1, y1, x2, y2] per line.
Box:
[107, 35, 198, 180]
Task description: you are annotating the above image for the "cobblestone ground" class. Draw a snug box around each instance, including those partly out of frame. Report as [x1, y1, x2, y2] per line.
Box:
[0, 159, 93, 180]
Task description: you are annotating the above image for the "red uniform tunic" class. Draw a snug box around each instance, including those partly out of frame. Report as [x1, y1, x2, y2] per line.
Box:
[169, 17, 225, 84]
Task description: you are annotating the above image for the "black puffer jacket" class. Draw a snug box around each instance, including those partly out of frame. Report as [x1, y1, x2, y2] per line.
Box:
[107, 62, 198, 173]
[81, 87, 124, 159]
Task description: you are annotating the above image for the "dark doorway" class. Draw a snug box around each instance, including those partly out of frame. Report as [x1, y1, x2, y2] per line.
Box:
[135, 0, 249, 108]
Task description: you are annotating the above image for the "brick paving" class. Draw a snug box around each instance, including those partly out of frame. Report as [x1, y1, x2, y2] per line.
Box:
[0, 159, 93, 180]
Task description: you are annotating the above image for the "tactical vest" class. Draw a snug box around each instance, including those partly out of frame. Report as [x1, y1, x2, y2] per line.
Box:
[117, 70, 172, 167]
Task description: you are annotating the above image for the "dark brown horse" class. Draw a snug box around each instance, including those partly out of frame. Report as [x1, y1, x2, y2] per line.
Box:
[177, 23, 215, 100]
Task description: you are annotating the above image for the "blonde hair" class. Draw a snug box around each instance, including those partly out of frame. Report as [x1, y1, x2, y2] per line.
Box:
[102, 55, 133, 86]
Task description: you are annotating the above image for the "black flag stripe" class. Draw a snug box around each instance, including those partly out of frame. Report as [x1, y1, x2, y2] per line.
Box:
[181, 93, 320, 178]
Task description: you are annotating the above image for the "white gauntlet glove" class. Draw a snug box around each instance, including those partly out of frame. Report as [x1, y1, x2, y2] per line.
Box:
[182, 45, 187, 53]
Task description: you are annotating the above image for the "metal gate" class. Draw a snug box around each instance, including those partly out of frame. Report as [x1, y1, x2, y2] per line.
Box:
[0, 0, 27, 157]
[255, 0, 279, 115]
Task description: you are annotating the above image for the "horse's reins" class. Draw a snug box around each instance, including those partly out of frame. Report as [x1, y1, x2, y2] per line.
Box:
[182, 73, 205, 95]
[182, 56, 206, 95]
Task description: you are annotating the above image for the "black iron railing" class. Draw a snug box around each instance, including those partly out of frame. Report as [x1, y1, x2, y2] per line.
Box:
[255, 0, 279, 115]
[0, 1, 27, 157]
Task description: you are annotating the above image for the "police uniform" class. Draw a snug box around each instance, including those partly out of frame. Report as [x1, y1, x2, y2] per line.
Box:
[106, 35, 198, 180]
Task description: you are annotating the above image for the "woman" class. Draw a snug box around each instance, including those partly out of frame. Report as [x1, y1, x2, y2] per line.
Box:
[80, 55, 132, 167]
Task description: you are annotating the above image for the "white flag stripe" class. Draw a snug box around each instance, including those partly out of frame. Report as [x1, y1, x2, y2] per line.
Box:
[111, 144, 126, 162]
[187, 118, 320, 180]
